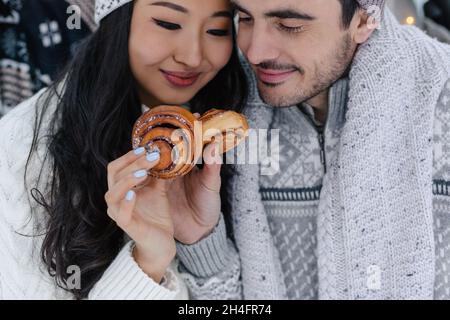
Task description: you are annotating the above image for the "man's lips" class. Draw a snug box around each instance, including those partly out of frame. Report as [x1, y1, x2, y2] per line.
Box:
[256, 68, 297, 84]
[161, 70, 201, 88]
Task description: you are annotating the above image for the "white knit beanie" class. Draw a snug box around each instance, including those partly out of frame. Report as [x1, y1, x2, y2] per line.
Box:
[95, 0, 133, 24]
[95, 0, 386, 24]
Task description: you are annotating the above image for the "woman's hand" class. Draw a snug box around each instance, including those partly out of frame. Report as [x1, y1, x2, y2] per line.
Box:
[105, 147, 175, 283]
[105, 143, 223, 282]
[167, 142, 223, 245]
[165, 112, 223, 245]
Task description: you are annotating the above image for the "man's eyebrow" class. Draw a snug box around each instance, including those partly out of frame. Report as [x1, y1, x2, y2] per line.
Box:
[230, 2, 315, 21]
[150, 1, 188, 14]
[265, 9, 316, 20]
[212, 11, 233, 19]
[230, 1, 252, 16]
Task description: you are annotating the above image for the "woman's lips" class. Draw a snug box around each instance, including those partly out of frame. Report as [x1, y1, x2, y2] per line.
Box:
[161, 70, 201, 88]
[257, 69, 297, 85]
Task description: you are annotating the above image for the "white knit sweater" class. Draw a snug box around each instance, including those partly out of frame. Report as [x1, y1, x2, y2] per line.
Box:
[0, 89, 189, 300]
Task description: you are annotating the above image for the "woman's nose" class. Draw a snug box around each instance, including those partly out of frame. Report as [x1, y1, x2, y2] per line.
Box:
[174, 35, 203, 68]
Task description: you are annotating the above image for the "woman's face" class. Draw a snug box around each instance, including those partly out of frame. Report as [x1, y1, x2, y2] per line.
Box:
[129, 0, 234, 107]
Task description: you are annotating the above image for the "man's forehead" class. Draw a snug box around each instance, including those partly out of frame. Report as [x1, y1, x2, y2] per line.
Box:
[231, 0, 338, 15]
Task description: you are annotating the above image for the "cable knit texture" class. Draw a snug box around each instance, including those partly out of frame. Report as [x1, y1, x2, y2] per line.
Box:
[176, 214, 235, 278]
[95, 0, 133, 23]
[316, 10, 450, 300]
[357, 0, 386, 10]
[176, 9, 450, 300]
[0, 88, 188, 300]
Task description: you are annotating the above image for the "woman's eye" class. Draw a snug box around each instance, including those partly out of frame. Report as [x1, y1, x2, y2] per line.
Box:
[153, 18, 181, 30]
[207, 29, 231, 37]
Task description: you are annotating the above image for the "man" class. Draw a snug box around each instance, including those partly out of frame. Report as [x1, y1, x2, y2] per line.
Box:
[173, 0, 450, 299]
[0, 0, 95, 117]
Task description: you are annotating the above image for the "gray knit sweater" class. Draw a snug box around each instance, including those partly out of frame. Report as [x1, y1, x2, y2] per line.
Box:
[259, 79, 350, 300]
[177, 77, 450, 300]
[176, 10, 450, 299]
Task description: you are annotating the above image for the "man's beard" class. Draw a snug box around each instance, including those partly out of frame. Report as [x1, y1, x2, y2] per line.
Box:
[257, 33, 355, 108]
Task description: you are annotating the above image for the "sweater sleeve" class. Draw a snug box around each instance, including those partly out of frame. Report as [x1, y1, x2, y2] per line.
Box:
[88, 241, 188, 300]
[175, 214, 243, 299]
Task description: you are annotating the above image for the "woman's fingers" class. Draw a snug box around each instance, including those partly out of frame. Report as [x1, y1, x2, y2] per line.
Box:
[114, 150, 161, 184]
[107, 147, 148, 188]
[107, 189, 138, 233]
[198, 143, 222, 193]
[105, 171, 148, 205]
[105, 169, 148, 227]
[203, 142, 223, 167]
[115, 190, 137, 229]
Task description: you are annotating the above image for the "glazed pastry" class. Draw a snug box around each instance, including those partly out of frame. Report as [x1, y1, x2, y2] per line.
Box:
[132, 106, 249, 179]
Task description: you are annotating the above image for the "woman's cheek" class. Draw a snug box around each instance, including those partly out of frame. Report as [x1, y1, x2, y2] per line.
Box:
[206, 40, 233, 71]
[130, 28, 173, 67]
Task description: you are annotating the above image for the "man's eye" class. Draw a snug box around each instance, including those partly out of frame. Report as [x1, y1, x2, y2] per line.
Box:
[207, 29, 231, 37]
[153, 18, 181, 30]
[277, 23, 304, 34]
[238, 16, 252, 24]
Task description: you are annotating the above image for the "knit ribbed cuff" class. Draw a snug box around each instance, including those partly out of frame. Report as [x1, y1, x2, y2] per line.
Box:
[88, 241, 181, 300]
[176, 214, 231, 278]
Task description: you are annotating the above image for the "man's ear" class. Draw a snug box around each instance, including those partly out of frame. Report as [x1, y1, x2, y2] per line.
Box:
[351, 9, 378, 44]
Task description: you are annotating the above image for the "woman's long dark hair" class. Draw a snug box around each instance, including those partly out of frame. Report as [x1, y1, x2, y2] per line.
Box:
[25, 3, 247, 299]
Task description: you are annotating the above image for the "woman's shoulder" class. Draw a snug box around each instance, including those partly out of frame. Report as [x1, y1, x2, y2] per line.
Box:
[0, 87, 57, 156]
[0, 87, 58, 205]
[0, 87, 58, 233]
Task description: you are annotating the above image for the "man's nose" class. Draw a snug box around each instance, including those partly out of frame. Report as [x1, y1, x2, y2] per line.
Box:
[244, 26, 279, 66]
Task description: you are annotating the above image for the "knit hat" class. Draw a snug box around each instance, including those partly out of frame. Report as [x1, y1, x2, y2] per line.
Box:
[357, 0, 386, 11]
[95, 0, 133, 24]
[95, 0, 386, 24]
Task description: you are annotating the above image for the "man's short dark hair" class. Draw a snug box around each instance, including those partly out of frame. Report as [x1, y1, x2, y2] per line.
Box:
[340, 0, 360, 28]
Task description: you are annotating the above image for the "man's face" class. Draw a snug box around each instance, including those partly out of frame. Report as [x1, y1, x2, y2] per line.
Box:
[234, 0, 359, 107]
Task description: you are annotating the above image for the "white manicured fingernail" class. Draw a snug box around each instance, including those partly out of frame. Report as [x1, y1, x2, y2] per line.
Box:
[146, 151, 160, 162]
[125, 190, 135, 201]
[134, 169, 147, 178]
[134, 147, 145, 155]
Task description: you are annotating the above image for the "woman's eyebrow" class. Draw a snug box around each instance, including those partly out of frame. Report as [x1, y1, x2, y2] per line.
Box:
[150, 2, 231, 19]
[150, 1, 188, 14]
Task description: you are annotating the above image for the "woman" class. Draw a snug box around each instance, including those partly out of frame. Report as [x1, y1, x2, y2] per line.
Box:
[0, 0, 246, 299]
